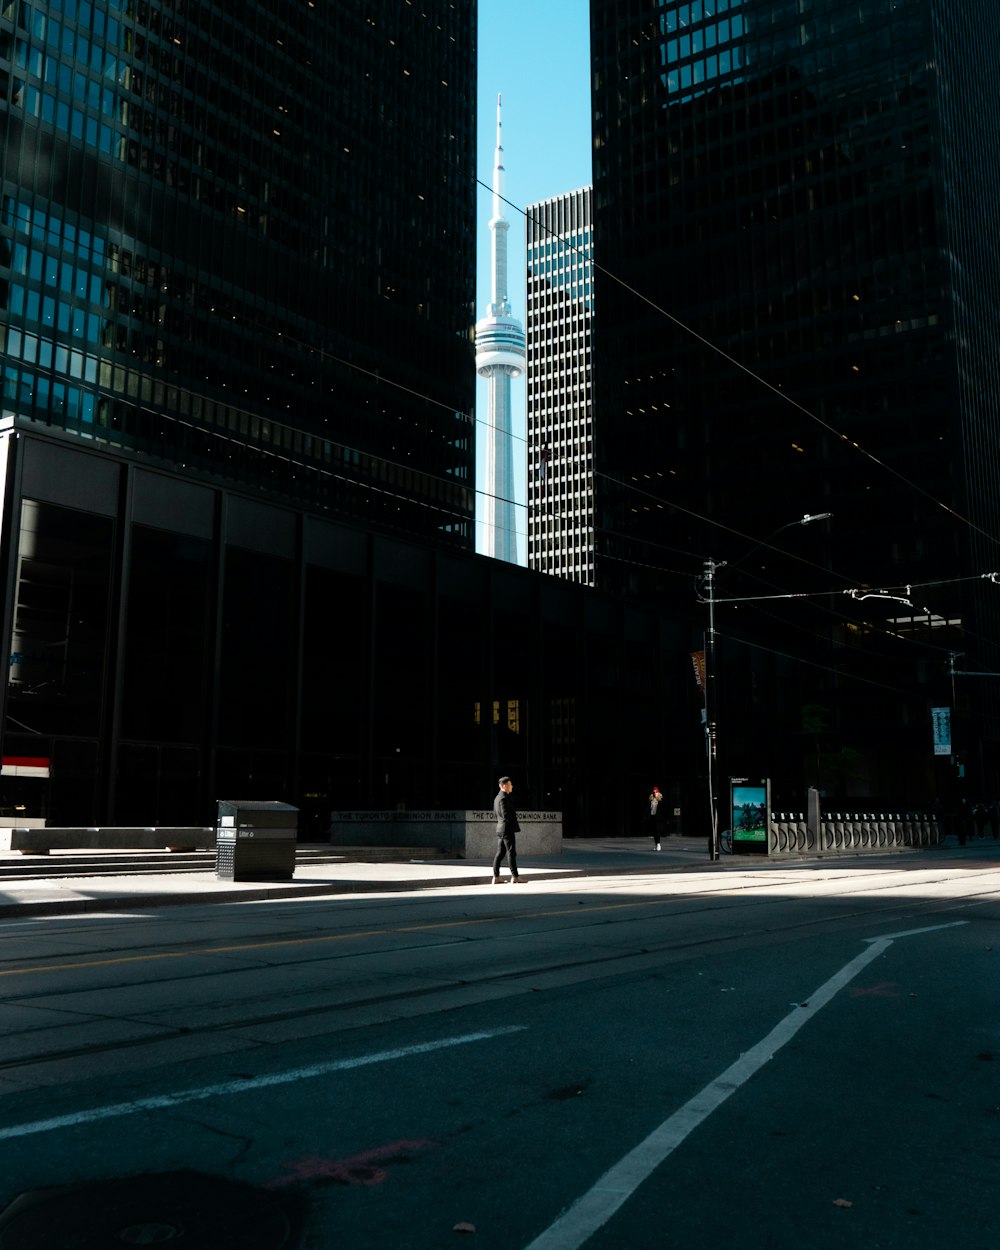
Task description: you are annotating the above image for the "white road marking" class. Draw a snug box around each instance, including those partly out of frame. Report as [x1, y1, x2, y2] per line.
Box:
[0, 1025, 527, 1142]
[866, 920, 969, 941]
[524, 923, 966, 1250]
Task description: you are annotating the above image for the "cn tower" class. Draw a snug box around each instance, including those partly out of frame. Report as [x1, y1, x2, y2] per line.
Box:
[476, 94, 525, 563]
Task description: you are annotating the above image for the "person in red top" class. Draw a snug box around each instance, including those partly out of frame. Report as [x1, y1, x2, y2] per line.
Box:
[646, 785, 666, 850]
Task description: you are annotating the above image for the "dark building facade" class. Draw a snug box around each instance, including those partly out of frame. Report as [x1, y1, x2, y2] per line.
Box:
[590, 0, 1000, 804]
[0, 421, 699, 835]
[0, 1, 492, 826]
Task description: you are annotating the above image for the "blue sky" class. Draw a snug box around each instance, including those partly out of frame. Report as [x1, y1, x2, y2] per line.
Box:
[475, 2, 592, 559]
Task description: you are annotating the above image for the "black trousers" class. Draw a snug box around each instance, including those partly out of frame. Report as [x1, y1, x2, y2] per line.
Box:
[493, 832, 518, 877]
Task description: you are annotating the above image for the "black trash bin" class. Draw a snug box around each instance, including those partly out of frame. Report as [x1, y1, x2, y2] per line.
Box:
[216, 800, 298, 881]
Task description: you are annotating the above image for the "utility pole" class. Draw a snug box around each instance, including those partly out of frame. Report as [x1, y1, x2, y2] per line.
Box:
[704, 557, 722, 861]
[699, 515, 831, 861]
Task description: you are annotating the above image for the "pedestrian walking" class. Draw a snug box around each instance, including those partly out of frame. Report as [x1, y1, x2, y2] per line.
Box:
[645, 785, 666, 850]
[492, 776, 523, 883]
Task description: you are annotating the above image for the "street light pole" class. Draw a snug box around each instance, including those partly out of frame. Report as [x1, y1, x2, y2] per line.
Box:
[704, 557, 722, 861]
[700, 512, 832, 863]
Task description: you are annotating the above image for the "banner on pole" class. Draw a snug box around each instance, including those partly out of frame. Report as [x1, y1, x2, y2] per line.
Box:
[690, 650, 706, 701]
[931, 706, 951, 756]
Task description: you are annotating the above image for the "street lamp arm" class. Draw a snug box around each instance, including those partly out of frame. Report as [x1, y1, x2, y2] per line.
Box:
[950, 647, 1000, 677]
[722, 511, 834, 578]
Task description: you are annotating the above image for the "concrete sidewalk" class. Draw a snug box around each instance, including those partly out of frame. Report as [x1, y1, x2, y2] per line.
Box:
[0, 838, 713, 918]
[0, 835, 980, 919]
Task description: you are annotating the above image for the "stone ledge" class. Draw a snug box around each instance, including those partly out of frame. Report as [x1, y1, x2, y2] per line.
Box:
[0, 827, 216, 854]
[330, 810, 562, 858]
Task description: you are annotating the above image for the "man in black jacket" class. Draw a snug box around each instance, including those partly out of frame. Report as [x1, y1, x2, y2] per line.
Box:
[492, 776, 523, 884]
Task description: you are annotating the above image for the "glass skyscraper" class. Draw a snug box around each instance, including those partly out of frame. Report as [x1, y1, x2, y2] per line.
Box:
[0, 1, 482, 824]
[590, 0, 1000, 800]
[1, 0, 476, 539]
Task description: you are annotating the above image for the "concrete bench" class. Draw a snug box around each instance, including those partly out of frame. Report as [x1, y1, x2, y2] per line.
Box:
[0, 827, 216, 854]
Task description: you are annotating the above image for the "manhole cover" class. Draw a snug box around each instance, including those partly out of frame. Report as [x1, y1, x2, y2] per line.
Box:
[0, 1170, 298, 1249]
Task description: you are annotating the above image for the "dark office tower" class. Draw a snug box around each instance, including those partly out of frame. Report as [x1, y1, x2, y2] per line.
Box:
[590, 1, 1000, 798]
[525, 186, 594, 584]
[0, 1, 479, 826]
[0, 0, 476, 541]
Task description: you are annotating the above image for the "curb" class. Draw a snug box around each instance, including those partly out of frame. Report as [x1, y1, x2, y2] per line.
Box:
[0, 865, 659, 918]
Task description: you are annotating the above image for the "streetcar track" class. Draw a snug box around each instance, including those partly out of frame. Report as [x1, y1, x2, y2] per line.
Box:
[0, 888, 886, 983]
[0, 890, 992, 1077]
[0, 866, 998, 987]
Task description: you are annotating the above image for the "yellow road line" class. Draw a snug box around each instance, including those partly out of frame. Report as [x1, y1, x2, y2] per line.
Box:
[0, 897, 663, 980]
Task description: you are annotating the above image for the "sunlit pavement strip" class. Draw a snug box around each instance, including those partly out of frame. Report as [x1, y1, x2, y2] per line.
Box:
[0, 1026, 527, 1142]
[0, 913, 146, 928]
[564, 868, 1000, 901]
[2, 855, 997, 917]
[522, 922, 968, 1250]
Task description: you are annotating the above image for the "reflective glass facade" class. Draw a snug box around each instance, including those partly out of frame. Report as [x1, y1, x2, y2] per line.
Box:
[0, 0, 476, 543]
[591, 0, 1000, 797]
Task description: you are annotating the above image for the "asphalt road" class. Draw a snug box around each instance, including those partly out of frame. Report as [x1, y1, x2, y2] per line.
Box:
[0, 852, 997, 1249]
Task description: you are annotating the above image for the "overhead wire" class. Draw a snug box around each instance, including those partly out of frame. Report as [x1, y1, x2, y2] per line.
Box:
[81, 13, 1000, 587]
[256, 1, 1000, 571]
[507, 182, 1000, 555]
